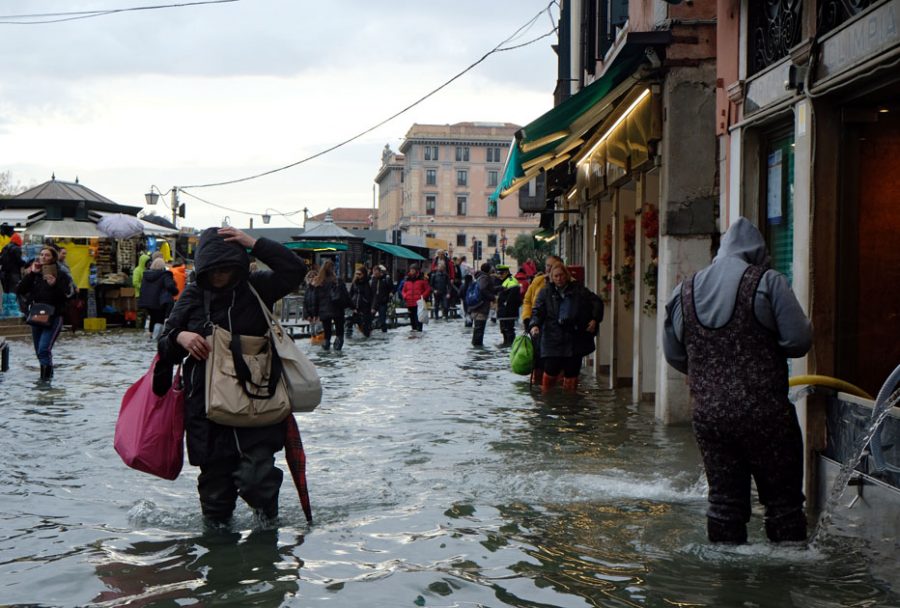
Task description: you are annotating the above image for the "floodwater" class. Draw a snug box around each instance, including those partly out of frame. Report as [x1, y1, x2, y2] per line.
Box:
[0, 320, 897, 607]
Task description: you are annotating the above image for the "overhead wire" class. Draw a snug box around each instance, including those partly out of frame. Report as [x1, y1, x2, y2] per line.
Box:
[0, 0, 237, 25]
[180, 0, 559, 190]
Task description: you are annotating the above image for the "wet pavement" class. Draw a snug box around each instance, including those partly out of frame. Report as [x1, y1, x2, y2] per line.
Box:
[0, 320, 897, 607]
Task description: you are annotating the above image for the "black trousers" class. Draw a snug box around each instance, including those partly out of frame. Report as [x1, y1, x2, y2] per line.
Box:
[407, 306, 422, 331]
[693, 403, 807, 543]
[321, 315, 345, 344]
[197, 442, 283, 522]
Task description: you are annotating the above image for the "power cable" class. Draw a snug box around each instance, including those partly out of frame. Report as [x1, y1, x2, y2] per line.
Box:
[0, 0, 237, 25]
[180, 1, 558, 190]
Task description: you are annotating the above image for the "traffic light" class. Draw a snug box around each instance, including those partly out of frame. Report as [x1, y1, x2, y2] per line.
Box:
[474, 240, 482, 260]
[178, 203, 186, 218]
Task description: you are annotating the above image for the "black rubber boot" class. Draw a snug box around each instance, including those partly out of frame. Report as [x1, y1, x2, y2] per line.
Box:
[707, 517, 747, 544]
[39, 365, 51, 381]
[472, 320, 486, 347]
[334, 337, 344, 351]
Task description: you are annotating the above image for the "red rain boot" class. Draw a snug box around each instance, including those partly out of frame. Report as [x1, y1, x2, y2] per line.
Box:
[562, 376, 579, 392]
[541, 373, 560, 394]
[530, 368, 544, 387]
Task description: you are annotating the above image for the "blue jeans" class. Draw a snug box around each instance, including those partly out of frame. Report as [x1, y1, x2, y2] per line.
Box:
[374, 304, 388, 331]
[31, 316, 63, 367]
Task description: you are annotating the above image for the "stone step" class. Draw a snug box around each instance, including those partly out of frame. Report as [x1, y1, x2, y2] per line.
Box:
[0, 316, 26, 327]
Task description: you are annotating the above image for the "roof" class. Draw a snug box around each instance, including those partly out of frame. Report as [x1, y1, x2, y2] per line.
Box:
[245, 227, 304, 243]
[6, 177, 142, 215]
[296, 211, 359, 240]
[307, 207, 373, 224]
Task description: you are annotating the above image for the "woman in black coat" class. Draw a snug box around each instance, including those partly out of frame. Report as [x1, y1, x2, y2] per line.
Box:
[137, 257, 179, 337]
[17, 245, 74, 381]
[347, 266, 373, 337]
[529, 263, 603, 393]
[306, 259, 349, 351]
[156, 226, 306, 526]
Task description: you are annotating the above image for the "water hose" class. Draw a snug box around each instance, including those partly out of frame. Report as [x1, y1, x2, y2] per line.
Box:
[788, 375, 873, 400]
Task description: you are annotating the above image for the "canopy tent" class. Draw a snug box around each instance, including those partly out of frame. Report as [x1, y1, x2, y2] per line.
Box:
[25, 219, 106, 239]
[0, 208, 45, 229]
[363, 240, 426, 261]
[89, 210, 179, 236]
[283, 241, 348, 252]
[490, 48, 647, 202]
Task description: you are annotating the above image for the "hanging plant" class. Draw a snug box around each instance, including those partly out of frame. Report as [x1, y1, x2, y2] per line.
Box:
[641, 203, 659, 315]
[600, 224, 613, 303]
[613, 218, 636, 309]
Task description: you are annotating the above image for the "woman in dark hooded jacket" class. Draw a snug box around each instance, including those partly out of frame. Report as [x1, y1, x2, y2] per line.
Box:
[138, 258, 178, 337]
[156, 226, 306, 526]
[529, 263, 603, 393]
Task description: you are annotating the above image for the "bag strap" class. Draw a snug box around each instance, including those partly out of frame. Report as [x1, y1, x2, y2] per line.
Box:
[228, 330, 284, 399]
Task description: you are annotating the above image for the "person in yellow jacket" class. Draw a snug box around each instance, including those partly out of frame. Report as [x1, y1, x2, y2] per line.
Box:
[520, 255, 562, 385]
[132, 252, 151, 298]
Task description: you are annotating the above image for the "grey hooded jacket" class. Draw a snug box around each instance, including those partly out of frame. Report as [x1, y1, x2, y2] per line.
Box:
[663, 217, 812, 374]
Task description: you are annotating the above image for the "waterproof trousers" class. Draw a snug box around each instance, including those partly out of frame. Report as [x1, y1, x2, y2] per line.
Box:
[198, 442, 283, 524]
[693, 406, 807, 543]
[471, 312, 487, 346]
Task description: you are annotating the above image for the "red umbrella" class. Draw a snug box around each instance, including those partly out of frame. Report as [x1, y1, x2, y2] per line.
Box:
[285, 415, 312, 524]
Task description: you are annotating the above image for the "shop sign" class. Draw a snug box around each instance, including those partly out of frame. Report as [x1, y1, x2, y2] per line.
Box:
[744, 61, 792, 115]
[818, 0, 899, 82]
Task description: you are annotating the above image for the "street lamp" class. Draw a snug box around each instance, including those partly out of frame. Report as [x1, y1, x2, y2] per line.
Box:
[144, 185, 179, 227]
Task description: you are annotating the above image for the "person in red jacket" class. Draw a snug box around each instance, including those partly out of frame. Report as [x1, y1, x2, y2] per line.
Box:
[401, 264, 431, 332]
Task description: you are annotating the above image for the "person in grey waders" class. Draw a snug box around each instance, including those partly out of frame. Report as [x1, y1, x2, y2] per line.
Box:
[663, 217, 812, 544]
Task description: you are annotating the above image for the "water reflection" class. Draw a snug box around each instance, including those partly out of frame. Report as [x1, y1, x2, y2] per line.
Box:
[92, 528, 303, 607]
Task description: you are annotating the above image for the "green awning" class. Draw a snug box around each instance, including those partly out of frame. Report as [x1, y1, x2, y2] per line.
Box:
[363, 240, 426, 261]
[491, 48, 646, 202]
[284, 241, 348, 251]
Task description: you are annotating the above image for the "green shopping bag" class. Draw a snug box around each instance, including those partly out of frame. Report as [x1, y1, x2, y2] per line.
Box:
[510, 334, 534, 375]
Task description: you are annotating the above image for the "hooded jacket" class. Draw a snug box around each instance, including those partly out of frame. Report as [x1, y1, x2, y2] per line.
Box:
[132, 253, 151, 297]
[663, 217, 812, 374]
[157, 228, 306, 467]
[401, 269, 431, 307]
[137, 268, 178, 310]
[370, 273, 394, 308]
[531, 279, 603, 358]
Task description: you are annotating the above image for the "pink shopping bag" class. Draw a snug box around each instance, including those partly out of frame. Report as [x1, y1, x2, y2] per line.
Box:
[114, 355, 185, 480]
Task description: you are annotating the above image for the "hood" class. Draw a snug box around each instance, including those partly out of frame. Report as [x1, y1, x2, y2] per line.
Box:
[193, 227, 249, 292]
[714, 217, 768, 265]
[9, 233, 22, 246]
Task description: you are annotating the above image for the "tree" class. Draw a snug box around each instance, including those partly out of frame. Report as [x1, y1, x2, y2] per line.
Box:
[504, 232, 552, 269]
[0, 171, 26, 198]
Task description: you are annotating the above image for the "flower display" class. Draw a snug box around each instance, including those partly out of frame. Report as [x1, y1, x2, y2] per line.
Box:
[641, 203, 659, 315]
[613, 218, 636, 309]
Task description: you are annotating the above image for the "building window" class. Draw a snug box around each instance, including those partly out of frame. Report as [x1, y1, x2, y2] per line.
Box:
[456, 233, 467, 247]
[486, 147, 502, 163]
[455, 146, 470, 162]
[457, 170, 468, 186]
[487, 170, 499, 188]
[747, 2, 802, 76]
[424, 145, 439, 161]
[457, 196, 467, 216]
[425, 168, 437, 186]
[487, 198, 498, 217]
[425, 194, 436, 216]
[425, 232, 436, 239]
[487, 234, 498, 248]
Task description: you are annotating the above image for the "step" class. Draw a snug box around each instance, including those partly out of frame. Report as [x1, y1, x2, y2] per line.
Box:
[0, 317, 26, 327]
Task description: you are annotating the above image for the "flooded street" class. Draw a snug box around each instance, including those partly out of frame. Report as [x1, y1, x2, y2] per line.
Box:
[1, 321, 897, 607]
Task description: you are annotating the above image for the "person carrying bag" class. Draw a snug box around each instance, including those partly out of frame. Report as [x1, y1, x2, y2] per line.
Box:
[155, 226, 308, 527]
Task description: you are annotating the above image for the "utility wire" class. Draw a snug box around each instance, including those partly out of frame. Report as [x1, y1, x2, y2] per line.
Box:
[0, 0, 237, 25]
[181, 1, 558, 190]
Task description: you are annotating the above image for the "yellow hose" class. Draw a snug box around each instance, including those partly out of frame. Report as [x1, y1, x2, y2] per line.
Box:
[788, 375, 873, 400]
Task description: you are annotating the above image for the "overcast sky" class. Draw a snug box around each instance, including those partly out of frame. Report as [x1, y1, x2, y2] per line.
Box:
[0, 0, 558, 229]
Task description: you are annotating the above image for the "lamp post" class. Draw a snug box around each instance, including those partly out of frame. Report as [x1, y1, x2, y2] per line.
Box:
[144, 185, 180, 228]
[500, 228, 507, 264]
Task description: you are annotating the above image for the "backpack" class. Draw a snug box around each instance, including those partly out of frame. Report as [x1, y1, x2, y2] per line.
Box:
[465, 280, 483, 308]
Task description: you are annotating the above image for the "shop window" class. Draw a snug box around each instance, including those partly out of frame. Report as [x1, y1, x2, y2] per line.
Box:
[425, 195, 436, 216]
[764, 135, 794, 283]
[457, 196, 467, 216]
[425, 169, 437, 186]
